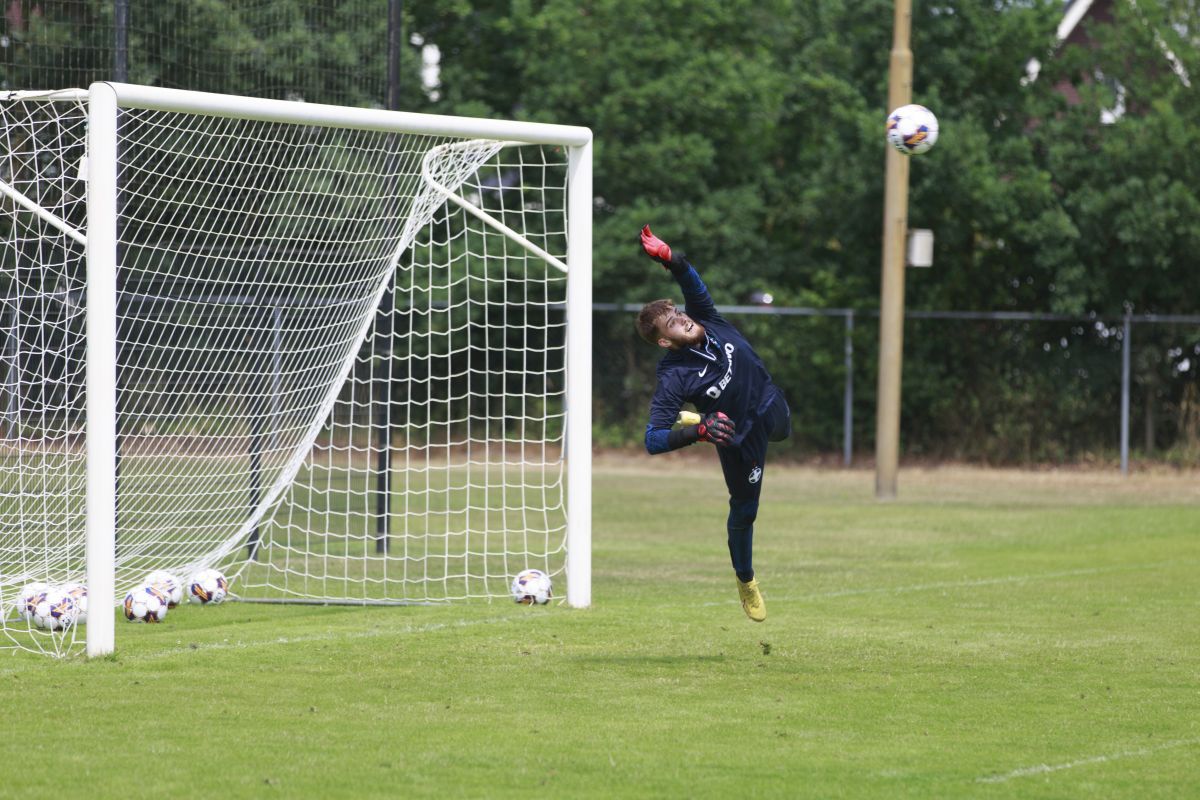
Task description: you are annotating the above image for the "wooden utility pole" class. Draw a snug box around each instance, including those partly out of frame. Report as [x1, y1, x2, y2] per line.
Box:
[875, 0, 913, 499]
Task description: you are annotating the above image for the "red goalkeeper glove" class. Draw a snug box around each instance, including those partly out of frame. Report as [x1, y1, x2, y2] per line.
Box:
[696, 411, 735, 446]
[640, 225, 673, 267]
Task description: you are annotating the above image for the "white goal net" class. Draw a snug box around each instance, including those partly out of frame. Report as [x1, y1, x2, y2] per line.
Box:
[0, 84, 591, 657]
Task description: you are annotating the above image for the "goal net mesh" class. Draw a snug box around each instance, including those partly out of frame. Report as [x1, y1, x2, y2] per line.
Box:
[0, 92, 571, 656]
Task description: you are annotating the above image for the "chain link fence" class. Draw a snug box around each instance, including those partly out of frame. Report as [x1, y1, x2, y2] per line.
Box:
[594, 304, 1200, 471]
[1, 0, 397, 108]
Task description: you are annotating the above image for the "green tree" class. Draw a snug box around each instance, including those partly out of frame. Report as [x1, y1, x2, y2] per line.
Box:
[407, 0, 1084, 455]
[6, 0, 1200, 459]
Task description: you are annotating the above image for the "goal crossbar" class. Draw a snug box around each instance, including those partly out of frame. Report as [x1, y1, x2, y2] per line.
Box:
[101, 83, 592, 145]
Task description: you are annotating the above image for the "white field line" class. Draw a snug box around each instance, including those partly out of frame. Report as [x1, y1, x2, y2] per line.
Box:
[700, 560, 1184, 607]
[976, 737, 1200, 783]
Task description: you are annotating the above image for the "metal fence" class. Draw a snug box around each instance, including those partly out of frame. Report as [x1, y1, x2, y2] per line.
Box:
[595, 303, 1200, 474]
[5, 292, 1198, 475]
[1, 0, 401, 110]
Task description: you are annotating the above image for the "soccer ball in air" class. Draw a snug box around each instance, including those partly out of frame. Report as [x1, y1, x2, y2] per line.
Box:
[14, 582, 49, 621]
[886, 104, 939, 155]
[511, 569, 553, 605]
[187, 569, 229, 605]
[31, 588, 79, 631]
[145, 570, 183, 608]
[61, 582, 89, 624]
[124, 584, 169, 623]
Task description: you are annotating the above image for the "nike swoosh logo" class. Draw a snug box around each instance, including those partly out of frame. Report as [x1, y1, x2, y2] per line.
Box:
[698, 366, 709, 377]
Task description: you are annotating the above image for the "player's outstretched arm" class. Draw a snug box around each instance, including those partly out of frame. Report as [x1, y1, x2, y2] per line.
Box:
[640, 225, 687, 274]
[639, 225, 717, 319]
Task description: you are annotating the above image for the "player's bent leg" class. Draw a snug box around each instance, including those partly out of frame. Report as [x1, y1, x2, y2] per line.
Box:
[766, 393, 792, 443]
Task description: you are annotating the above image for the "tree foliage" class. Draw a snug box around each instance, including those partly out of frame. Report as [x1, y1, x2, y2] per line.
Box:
[3, 0, 1199, 459]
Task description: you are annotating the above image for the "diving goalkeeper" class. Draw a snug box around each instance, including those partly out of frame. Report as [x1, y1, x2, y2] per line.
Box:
[636, 225, 792, 623]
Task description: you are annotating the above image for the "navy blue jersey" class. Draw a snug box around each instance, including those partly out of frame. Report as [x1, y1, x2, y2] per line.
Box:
[644, 262, 779, 454]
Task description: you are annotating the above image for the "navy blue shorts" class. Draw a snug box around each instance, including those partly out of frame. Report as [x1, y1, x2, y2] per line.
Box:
[716, 393, 791, 503]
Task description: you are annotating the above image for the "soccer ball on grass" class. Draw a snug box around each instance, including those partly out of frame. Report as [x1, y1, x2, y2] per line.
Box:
[31, 588, 79, 631]
[145, 570, 183, 607]
[886, 104, 939, 155]
[14, 582, 49, 621]
[124, 584, 169, 623]
[187, 569, 229, 605]
[511, 569, 553, 605]
[61, 582, 88, 624]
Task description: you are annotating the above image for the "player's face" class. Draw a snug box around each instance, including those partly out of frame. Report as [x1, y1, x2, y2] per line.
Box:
[655, 309, 705, 349]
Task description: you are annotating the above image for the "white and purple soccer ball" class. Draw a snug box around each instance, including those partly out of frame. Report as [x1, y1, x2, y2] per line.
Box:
[14, 582, 49, 622]
[187, 569, 228, 605]
[123, 583, 169, 623]
[511, 569, 553, 605]
[145, 570, 183, 608]
[61, 582, 89, 624]
[31, 588, 79, 631]
[886, 103, 939, 155]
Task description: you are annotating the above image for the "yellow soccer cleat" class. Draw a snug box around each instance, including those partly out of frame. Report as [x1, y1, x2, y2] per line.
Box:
[737, 578, 766, 622]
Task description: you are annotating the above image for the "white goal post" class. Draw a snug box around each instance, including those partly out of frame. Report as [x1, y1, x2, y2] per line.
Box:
[0, 83, 592, 659]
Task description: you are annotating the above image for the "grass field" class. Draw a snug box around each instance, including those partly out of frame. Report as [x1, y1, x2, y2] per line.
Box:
[3, 457, 1199, 798]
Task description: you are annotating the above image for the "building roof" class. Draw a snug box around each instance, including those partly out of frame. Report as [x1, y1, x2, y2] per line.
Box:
[1057, 0, 1096, 43]
[1028, 0, 1190, 89]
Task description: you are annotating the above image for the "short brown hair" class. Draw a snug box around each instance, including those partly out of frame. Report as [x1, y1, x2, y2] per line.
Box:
[636, 299, 675, 344]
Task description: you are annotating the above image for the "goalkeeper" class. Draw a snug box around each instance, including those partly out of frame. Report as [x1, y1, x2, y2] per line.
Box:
[636, 225, 791, 623]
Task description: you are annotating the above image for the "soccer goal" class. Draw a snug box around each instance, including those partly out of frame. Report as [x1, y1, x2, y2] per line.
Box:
[0, 83, 592, 658]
